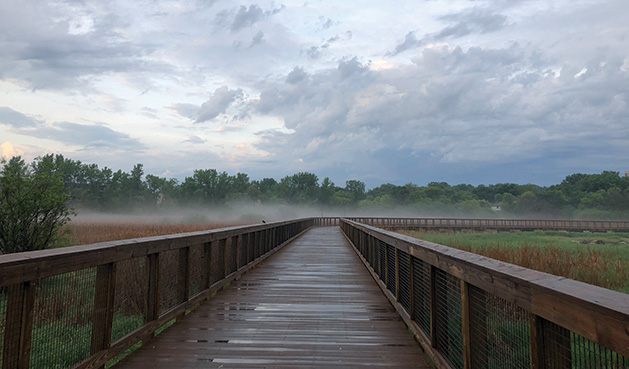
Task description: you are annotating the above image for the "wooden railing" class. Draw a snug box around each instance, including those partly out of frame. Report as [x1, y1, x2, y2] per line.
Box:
[0, 218, 314, 369]
[341, 218, 629, 369]
[347, 217, 629, 232]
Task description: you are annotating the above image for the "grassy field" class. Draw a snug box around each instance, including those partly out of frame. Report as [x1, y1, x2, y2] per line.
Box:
[63, 221, 246, 246]
[398, 229, 629, 293]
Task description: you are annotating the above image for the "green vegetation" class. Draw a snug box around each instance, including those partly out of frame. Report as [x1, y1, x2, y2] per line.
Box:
[16, 154, 629, 220]
[0, 156, 73, 254]
[401, 229, 629, 293]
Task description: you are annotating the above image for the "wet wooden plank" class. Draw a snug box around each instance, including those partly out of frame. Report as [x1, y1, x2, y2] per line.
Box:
[114, 227, 431, 368]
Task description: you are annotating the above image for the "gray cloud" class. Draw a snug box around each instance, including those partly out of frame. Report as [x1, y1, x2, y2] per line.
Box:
[197, 86, 244, 123]
[252, 43, 629, 174]
[215, 4, 284, 33]
[389, 8, 508, 56]
[0, 1, 169, 90]
[250, 31, 265, 47]
[0, 107, 41, 127]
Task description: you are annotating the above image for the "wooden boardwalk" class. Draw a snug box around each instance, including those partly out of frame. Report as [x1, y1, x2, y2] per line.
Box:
[115, 227, 431, 368]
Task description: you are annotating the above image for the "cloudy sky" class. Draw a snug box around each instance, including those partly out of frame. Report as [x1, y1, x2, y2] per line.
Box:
[1, 0, 627, 187]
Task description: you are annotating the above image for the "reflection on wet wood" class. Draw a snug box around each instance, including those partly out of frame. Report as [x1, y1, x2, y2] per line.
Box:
[115, 227, 431, 368]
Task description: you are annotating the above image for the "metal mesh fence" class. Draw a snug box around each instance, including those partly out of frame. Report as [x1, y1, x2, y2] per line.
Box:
[210, 239, 226, 285]
[158, 249, 181, 315]
[570, 331, 629, 369]
[30, 268, 96, 369]
[112, 257, 148, 343]
[412, 257, 431, 337]
[386, 245, 396, 294]
[398, 251, 411, 314]
[189, 243, 210, 298]
[434, 268, 463, 369]
[379, 240, 386, 283]
[469, 284, 531, 369]
[541, 319, 629, 369]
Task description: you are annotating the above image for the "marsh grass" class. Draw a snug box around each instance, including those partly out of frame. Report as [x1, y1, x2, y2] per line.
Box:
[63, 221, 244, 246]
[400, 229, 629, 293]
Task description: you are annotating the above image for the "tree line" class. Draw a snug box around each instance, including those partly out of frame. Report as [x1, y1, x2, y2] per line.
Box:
[3, 154, 627, 220]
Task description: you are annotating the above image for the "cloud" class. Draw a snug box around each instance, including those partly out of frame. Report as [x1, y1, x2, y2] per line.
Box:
[251, 43, 629, 177]
[1, 141, 24, 158]
[0, 107, 41, 127]
[388, 31, 423, 56]
[388, 8, 508, 56]
[250, 31, 265, 47]
[215, 4, 284, 33]
[166, 103, 199, 120]
[183, 135, 206, 144]
[196, 86, 244, 123]
[0, 1, 170, 90]
[22, 121, 144, 150]
[0, 106, 143, 150]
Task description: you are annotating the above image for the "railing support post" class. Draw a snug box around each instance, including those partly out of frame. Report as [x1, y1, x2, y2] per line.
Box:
[3, 281, 35, 369]
[143, 253, 160, 342]
[530, 314, 545, 369]
[429, 265, 437, 347]
[461, 280, 471, 369]
[90, 263, 117, 366]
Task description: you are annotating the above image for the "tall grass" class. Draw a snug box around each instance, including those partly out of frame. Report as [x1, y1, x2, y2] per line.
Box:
[63, 221, 244, 246]
[400, 230, 629, 293]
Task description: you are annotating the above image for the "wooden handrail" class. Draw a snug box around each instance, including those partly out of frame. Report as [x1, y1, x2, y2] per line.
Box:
[0, 218, 315, 369]
[341, 218, 629, 369]
[346, 217, 629, 232]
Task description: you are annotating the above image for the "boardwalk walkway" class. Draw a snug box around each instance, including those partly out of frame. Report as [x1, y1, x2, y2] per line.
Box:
[115, 227, 431, 368]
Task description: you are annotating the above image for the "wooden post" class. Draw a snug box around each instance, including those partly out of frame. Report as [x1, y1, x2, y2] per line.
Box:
[177, 247, 190, 304]
[235, 235, 243, 269]
[530, 314, 545, 369]
[90, 263, 117, 365]
[461, 280, 471, 369]
[144, 253, 160, 342]
[3, 281, 35, 369]
[205, 242, 213, 290]
[430, 265, 437, 347]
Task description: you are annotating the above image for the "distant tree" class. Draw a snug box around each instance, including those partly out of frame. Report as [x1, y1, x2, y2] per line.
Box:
[0, 156, 73, 254]
[345, 180, 366, 203]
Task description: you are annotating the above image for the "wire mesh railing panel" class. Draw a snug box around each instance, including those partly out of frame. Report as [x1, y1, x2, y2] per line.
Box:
[386, 245, 396, 294]
[189, 243, 209, 298]
[30, 268, 96, 369]
[569, 331, 629, 369]
[158, 249, 181, 315]
[398, 251, 411, 314]
[469, 284, 530, 369]
[210, 239, 226, 285]
[225, 237, 237, 275]
[112, 257, 147, 343]
[412, 257, 431, 337]
[379, 240, 386, 283]
[434, 268, 464, 369]
[541, 319, 629, 369]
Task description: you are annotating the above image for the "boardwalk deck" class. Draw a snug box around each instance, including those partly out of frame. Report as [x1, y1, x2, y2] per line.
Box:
[114, 227, 431, 368]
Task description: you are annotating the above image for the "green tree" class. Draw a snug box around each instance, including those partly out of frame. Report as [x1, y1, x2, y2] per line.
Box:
[0, 156, 73, 254]
[345, 180, 366, 203]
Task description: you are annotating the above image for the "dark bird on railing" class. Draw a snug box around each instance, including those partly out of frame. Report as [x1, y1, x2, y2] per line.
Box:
[262, 219, 266, 223]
